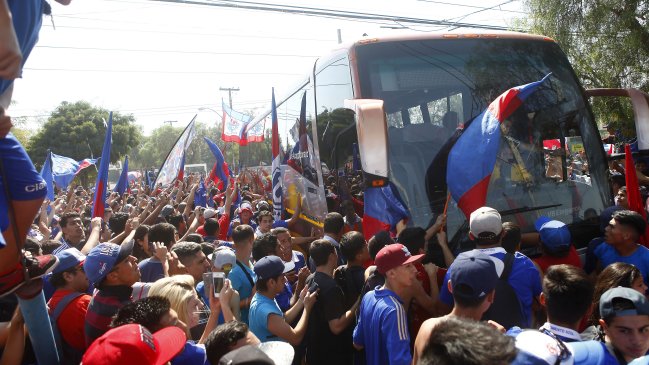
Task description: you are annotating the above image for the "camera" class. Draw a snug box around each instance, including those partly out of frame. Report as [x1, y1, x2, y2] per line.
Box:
[202, 272, 226, 297]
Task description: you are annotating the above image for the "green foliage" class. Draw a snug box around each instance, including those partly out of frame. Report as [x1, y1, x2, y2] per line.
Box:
[27, 101, 142, 168]
[523, 0, 649, 136]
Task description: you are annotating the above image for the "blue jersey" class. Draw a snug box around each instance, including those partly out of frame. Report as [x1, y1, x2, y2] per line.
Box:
[439, 247, 542, 328]
[353, 287, 412, 365]
[249, 293, 284, 343]
[229, 260, 256, 324]
[595, 243, 649, 284]
[0, 134, 47, 234]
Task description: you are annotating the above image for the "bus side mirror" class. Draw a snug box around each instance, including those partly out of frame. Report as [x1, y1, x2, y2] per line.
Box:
[344, 99, 389, 187]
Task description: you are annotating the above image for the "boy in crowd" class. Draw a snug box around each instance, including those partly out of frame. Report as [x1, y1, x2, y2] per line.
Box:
[249, 256, 317, 345]
[353, 244, 423, 365]
[413, 250, 500, 363]
[228, 224, 256, 324]
[305, 239, 359, 365]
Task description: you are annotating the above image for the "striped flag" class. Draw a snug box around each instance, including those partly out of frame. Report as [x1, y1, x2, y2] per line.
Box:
[221, 100, 258, 146]
[204, 137, 229, 191]
[271, 88, 283, 221]
[92, 112, 113, 218]
[154, 116, 197, 188]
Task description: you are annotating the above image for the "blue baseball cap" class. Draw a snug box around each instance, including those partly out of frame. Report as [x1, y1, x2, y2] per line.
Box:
[535, 216, 571, 253]
[84, 241, 134, 285]
[600, 286, 649, 320]
[449, 250, 502, 300]
[254, 255, 291, 281]
[567, 341, 606, 365]
[53, 248, 86, 275]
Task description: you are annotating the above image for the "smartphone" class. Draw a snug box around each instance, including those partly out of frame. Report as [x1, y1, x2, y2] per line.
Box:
[203, 272, 226, 297]
[308, 281, 319, 294]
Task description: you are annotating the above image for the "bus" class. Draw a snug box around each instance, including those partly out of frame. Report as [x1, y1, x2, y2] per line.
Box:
[248, 32, 649, 250]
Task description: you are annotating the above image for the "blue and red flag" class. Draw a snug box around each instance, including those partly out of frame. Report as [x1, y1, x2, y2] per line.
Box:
[176, 153, 186, 182]
[363, 183, 409, 240]
[154, 117, 197, 187]
[270, 88, 284, 221]
[113, 155, 129, 195]
[92, 111, 113, 218]
[221, 100, 260, 146]
[624, 144, 649, 246]
[447, 74, 551, 218]
[204, 137, 229, 191]
[194, 179, 208, 208]
[42, 152, 97, 190]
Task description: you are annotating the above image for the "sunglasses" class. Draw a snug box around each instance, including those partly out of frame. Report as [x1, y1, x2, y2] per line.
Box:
[540, 328, 571, 365]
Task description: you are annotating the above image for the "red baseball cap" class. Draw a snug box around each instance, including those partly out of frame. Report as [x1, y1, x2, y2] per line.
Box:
[82, 324, 186, 365]
[375, 244, 424, 274]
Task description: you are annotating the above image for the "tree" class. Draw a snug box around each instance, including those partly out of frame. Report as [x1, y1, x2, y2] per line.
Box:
[28, 101, 142, 169]
[523, 0, 648, 134]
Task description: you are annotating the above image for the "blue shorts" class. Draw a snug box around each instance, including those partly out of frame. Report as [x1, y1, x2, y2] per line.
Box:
[0, 133, 47, 232]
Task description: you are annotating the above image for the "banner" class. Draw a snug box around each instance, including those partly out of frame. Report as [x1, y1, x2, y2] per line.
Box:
[92, 112, 113, 218]
[221, 100, 262, 146]
[271, 88, 283, 221]
[204, 137, 230, 191]
[154, 116, 197, 187]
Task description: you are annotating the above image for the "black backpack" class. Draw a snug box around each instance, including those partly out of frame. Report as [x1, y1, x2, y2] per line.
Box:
[481, 253, 525, 329]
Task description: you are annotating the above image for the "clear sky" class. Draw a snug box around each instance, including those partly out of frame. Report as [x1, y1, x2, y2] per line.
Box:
[9, 0, 525, 135]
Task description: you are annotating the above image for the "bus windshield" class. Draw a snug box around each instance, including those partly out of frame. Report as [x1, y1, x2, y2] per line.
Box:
[355, 38, 610, 246]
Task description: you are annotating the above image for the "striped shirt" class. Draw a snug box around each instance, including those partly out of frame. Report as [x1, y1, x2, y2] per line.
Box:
[84, 285, 133, 347]
[353, 287, 412, 365]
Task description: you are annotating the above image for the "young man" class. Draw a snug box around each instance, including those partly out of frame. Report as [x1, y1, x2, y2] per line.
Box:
[252, 233, 296, 312]
[170, 241, 210, 285]
[353, 243, 423, 365]
[438, 206, 542, 329]
[47, 248, 91, 364]
[84, 241, 141, 346]
[323, 212, 346, 266]
[138, 222, 176, 283]
[54, 213, 86, 254]
[539, 265, 593, 342]
[533, 217, 582, 273]
[228, 224, 256, 324]
[336, 231, 369, 310]
[595, 210, 649, 284]
[248, 255, 317, 345]
[413, 249, 500, 364]
[256, 210, 275, 237]
[305, 239, 360, 365]
[599, 287, 649, 363]
[205, 320, 261, 365]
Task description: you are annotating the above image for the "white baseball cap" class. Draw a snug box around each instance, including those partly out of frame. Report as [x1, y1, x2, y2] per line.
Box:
[469, 207, 502, 238]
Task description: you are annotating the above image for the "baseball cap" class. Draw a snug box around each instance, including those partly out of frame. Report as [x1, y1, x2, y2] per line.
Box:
[469, 207, 502, 238]
[535, 217, 571, 253]
[84, 241, 134, 285]
[567, 341, 607, 365]
[253, 255, 292, 281]
[512, 330, 574, 365]
[375, 244, 424, 275]
[204, 208, 218, 220]
[239, 202, 253, 215]
[160, 205, 174, 218]
[219, 345, 273, 365]
[82, 324, 185, 365]
[52, 248, 86, 275]
[449, 250, 502, 300]
[600, 286, 649, 320]
[210, 247, 236, 270]
[256, 201, 270, 212]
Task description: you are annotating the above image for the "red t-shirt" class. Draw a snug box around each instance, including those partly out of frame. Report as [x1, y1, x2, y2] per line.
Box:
[410, 262, 432, 341]
[533, 245, 583, 273]
[48, 289, 92, 351]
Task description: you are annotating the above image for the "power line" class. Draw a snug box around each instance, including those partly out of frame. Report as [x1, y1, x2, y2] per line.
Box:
[23, 67, 302, 76]
[34, 45, 319, 58]
[416, 0, 526, 14]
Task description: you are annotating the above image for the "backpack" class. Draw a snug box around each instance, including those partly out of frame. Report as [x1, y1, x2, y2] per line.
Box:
[49, 292, 86, 365]
[481, 253, 525, 329]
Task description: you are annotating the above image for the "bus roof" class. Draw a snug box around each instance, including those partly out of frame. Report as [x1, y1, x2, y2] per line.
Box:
[246, 31, 555, 127]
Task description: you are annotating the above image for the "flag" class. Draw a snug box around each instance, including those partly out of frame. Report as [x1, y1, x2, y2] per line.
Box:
[285, 91, 318, 186]
[113, 155, 129, 195]
[624, 144, 649, 246]
[46, 153, 98, 189]
[204, 137, 229, 191]
[447, 74, 551, 218]
[92, 112, 113, 218]
[177, 153, 186, 182]
[221, 100, 257, 146]
[363, 183, 409, 240]
[40, 151, 55, 201]
[271, 88, 283, 221]
[154, 116, 197, 187]
[194, 179, 208, 208]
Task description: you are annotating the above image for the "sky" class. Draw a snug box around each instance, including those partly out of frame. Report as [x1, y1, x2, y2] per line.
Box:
[9, 0, 525, 135]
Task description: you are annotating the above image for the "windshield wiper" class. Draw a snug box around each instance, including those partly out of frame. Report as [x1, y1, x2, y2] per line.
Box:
[499, 203, 562, 216]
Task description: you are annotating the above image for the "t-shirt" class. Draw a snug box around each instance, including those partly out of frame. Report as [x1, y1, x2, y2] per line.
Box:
[138, 257, 164, 283]
[533, 245, 583, 273]
[584, 237, 605, 274]
[439, 247, 542, 328]
[594, 243, 649, 284]
[305, 272, 351, 365]
[249, 292, 283, 343]
[275, 282, 293, 312]
[229, 260, 257, 324]
[170, 341, 209, 365]
[334, 265, 365, 310]
[353, 287, 412, 365]
[48, 289, 92, 351]
[85, 285, 133, 347]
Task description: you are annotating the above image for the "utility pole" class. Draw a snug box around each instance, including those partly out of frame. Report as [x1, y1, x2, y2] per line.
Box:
[164, 120, 178, 126]
[219, 87, 240, 109]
